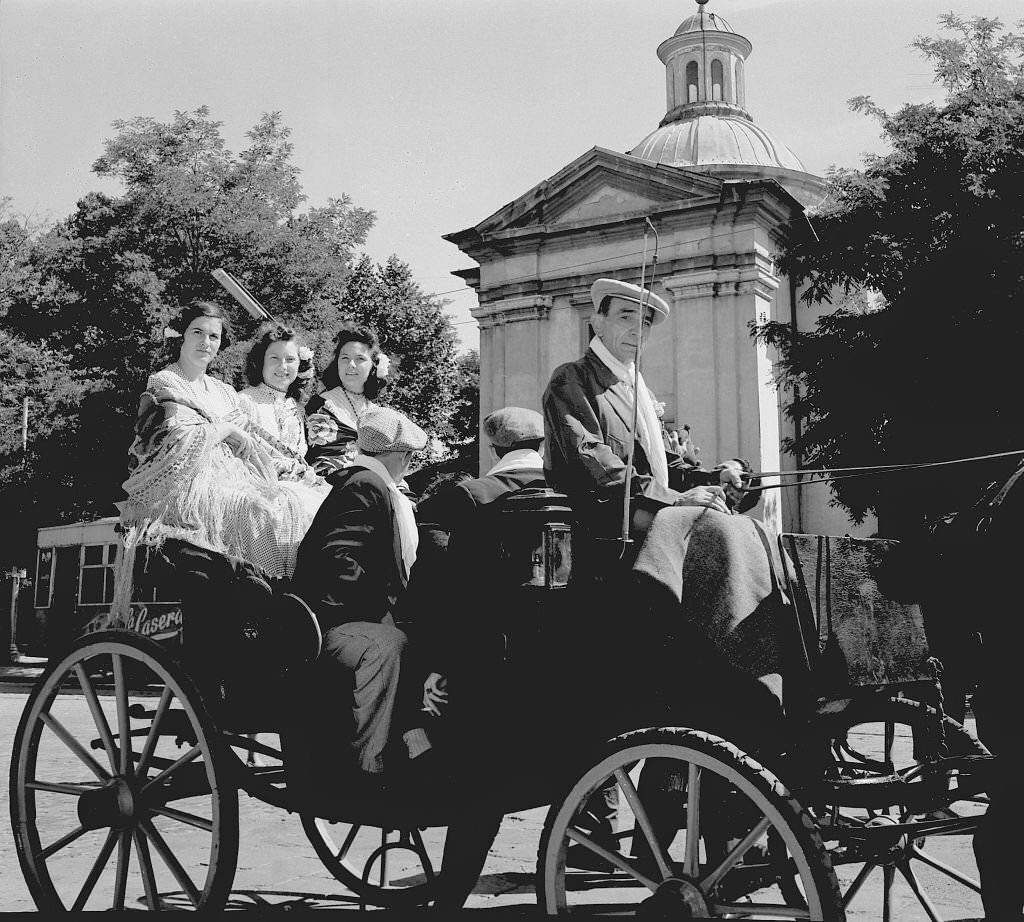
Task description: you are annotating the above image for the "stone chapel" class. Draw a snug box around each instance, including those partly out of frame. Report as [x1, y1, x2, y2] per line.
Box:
[444, 1, 874, 536]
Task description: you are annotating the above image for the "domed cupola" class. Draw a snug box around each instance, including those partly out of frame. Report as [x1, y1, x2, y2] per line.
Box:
[629, 0, 824, 206]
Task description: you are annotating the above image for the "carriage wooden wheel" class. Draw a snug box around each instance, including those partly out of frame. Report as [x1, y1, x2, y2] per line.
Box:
[536, 727, 844, 919]
[798, 696, 991, 922]
[9, 631, 239, 911]
[300, 812, 448, 908]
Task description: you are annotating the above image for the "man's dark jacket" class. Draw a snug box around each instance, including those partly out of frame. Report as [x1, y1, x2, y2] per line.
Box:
[404, 465, 545, 672]
[291, 466, 405, 631]
[543, 349, 702, 534]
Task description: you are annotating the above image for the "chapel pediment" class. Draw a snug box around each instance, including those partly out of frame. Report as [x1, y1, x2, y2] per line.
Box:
[444, 147, 723, 245]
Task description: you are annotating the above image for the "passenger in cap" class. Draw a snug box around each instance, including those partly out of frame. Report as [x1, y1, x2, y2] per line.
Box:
[291, 405, 434, 784]
[394, 405, 549, 901]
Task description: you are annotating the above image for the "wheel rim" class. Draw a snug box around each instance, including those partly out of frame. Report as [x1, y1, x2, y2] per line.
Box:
[9, 632, 238, 911]
[806, 697, 989, 922]
[537, 727, 842, 919]
[300, 813, 447, 908]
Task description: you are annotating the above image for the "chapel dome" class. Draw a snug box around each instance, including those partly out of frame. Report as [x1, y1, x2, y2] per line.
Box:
[630, 114, 807, 172]
[674, 10, 735, 35]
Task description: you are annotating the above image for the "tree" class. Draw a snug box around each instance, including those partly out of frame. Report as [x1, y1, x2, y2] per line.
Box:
[0, 331, 96, 568]
[450, 349, 480, 446]
[756, 14, 1024, 534]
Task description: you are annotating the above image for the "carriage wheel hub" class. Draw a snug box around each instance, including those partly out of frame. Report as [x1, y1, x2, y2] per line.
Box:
[77, 777, 138, 831]
[636, 878, 708, 918]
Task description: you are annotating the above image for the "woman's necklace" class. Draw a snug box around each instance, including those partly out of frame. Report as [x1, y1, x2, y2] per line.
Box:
[339, 385, 367, 421]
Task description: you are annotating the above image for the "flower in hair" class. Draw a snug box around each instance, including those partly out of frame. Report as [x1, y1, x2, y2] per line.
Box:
[298, 346, 314, 361]
[375, 353, 391, 379]
[163, 326, 182, 340]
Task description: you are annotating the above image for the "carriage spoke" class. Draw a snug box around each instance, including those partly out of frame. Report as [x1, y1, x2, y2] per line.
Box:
[565, 827, 658, 888]
[133, 829, 161, 911]
[410, 827, 437, 882]
[898, 859, 943, 922]
[74, 663, 118, 772]
[136, 687, 174, 779]
[71, 828, 118, 911]
[113, 830, 132, 910]
[613, 767, 672, 880]
[910, 843, 982, 891]
[702, 816, 772, 892]
[150, 804, 214, 832]
[38, 824, 90, 860]
[882, 863, 895, 922]
[27, 779, 101, 796]
[140, 746, 202, 794]
[111, 655, 133, 777]
[334, 823, 362, 862]
[842, 861, 878, 908]
[40, 713, 111, 783]
[683, 761, 701, 878]
[140, 819, 201, 907]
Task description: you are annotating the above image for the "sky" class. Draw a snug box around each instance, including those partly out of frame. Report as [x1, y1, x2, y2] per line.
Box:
[2, 0, 1022, 353]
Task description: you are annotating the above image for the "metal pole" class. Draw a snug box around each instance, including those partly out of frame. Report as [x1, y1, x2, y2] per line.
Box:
[8, 570, 20, 662]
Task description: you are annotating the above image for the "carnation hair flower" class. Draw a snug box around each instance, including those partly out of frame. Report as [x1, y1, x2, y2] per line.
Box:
[375, 353, 391, 379]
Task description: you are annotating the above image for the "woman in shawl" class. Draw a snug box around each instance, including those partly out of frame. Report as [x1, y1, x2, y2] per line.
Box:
[116, 302, 321, 605]
[304, 322, 391, 475]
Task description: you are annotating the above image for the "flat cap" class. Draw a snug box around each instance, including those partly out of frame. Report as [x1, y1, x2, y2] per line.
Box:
[357, 406, 428, 454]
[590, 278, 670, 325]
[483, 406, 545, 449]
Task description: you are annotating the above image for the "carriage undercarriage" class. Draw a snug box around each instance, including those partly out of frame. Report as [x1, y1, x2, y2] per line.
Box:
[9, 525, 994, 918]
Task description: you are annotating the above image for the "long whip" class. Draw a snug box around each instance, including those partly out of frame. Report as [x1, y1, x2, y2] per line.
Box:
[620, 218, 661, 549]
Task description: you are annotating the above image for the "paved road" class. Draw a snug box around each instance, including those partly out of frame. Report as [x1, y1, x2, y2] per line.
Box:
[0, 683, 987, 918]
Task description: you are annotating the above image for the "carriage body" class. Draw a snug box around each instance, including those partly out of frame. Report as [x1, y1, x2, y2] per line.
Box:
[8, 492, 993, 917]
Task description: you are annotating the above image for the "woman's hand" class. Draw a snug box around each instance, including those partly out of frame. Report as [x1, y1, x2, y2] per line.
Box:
[422, 673, 448, 717]
[674, 484, 731, 514]
[217, 422, 254, 459]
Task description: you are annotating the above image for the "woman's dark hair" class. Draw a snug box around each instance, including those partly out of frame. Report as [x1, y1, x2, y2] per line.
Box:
[320, 321, 387, 399]
[165, 300, 232, 362]
[245, 322, 307, 401]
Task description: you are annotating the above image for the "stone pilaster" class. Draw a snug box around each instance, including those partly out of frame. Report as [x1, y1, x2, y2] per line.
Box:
[470, 296, 553, 473]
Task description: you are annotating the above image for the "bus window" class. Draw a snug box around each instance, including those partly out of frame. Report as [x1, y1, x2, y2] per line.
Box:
[35, 547, 54, 608]
[79, 543, 117, 606]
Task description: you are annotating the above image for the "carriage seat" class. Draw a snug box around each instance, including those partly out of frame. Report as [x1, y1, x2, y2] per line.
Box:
[129, 538, 322, 686]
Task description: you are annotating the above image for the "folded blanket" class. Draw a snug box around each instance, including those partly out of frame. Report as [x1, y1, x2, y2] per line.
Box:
[632, 507, 791, 696]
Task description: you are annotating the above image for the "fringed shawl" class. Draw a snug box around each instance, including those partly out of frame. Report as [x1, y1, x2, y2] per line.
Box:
[110, 369, 311, 623]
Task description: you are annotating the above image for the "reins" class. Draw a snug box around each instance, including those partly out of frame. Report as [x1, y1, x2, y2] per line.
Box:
[744, 448, 1024, 494]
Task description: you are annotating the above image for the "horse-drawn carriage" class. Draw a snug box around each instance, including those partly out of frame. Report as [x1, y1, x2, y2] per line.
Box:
[8, 489, 994, 918]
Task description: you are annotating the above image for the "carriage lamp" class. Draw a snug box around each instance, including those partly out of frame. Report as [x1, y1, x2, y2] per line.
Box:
[498, 488, 574, 589]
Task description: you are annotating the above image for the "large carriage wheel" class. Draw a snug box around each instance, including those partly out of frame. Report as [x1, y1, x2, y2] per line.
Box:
[300, 812, 448, 908]
[9, 630, 239, 911]
[537, 727, 844, 919]
[799, 696, 990, 922]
